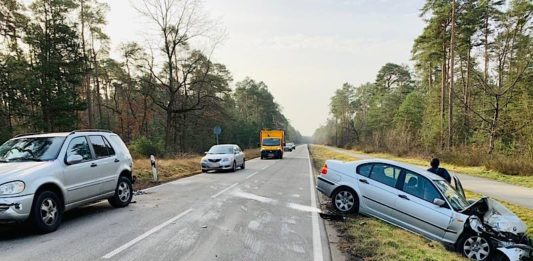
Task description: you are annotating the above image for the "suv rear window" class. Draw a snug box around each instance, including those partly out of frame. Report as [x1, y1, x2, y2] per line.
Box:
[89, 135, 113, 158]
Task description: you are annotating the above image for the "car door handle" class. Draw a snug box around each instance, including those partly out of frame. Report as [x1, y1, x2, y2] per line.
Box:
[90, 163, 98, 167]
[114, 158, 120, 163]
[359, 179, 369, 184]
[398, 194, 410, 200]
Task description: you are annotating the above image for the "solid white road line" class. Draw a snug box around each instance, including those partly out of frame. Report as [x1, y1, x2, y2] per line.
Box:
[210, 182, 239, 198]
[307, 145, 324, 261]
[245, 171, 259, 179]
[102, 208, 193, 259]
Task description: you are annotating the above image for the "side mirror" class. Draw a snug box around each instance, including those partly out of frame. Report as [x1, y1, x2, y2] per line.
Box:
[66, 154, 83, 165]
[204, 151, 208, 154]
[433, 198, 446, 207]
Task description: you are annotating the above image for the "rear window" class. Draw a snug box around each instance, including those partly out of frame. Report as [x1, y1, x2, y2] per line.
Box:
[356, 164, 372, 177]
[89, 136, 112, 158]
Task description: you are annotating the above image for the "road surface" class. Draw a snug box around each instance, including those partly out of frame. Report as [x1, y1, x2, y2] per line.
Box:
[0, 145, 331, 261]
[325, 146, 533, 209]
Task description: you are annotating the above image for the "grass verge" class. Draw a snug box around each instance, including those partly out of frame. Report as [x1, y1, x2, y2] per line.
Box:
[309, 145, 466, 261]
[132, 148, 260, 190]
[348, 149, 533, 189]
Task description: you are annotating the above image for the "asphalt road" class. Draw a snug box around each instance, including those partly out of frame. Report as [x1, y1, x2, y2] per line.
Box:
[0, 145, 331, 261]
[325, 146, 533, 209]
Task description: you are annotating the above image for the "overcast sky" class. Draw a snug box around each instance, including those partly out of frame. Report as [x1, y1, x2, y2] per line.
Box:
[105, 0, 426, 136]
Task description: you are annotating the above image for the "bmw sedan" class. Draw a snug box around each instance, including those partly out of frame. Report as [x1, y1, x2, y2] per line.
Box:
[201, 144, 245, 173]
[316, 158, 532, 261]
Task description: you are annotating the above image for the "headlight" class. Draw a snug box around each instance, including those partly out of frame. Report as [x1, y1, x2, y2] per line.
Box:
[201, 158, 208, 163]
[222, 158, 230, 162]
[0, 181, 25, 195]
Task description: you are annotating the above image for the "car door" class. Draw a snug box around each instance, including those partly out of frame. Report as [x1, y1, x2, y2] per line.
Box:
[234, 146, 244, 166]
[88, 135, 119, 194]
[357, 163, 402, 220]
[62, 136, 100, 204]
[393, 171, 454, 241]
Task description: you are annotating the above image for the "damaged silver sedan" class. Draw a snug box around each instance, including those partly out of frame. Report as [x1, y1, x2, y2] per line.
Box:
[316, 159, 532, 260]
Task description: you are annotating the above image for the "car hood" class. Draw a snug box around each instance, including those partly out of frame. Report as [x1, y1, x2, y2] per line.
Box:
[462, 197, 527, 234]
[0, 162, 51, 181]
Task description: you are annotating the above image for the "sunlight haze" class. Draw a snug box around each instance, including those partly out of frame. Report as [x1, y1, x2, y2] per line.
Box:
[106, 0, 425, 136]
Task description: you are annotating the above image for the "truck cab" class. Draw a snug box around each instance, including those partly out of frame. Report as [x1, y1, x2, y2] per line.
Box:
[260, 129, 285, 159]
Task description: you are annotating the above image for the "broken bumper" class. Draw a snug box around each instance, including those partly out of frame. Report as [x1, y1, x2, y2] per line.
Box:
[0, 194, 34, 222]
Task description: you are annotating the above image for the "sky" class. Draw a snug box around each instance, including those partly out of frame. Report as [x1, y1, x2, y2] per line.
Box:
[105, 0, 426, 136]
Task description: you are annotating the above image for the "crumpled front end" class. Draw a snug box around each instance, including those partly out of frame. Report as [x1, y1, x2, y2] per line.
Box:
[462, 197, 533, 260]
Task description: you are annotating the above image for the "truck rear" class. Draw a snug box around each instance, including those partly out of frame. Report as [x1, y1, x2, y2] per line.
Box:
[260, 129, 285, 159]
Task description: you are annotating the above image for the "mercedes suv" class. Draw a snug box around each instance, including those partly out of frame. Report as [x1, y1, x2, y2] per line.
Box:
[0, 130, 134, 233]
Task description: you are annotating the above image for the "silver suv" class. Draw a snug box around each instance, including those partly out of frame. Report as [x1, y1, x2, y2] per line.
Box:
[0, 130, 134, 233]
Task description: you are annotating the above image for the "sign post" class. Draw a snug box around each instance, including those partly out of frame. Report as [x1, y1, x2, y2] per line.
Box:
[213, 126, 222, 144]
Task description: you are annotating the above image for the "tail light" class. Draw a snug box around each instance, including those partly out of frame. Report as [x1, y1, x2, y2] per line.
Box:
[320, 164, 328, 175]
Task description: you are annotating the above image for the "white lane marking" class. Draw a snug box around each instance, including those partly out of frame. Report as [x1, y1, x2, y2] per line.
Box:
[102, 208, 193, 259]
[307, 145, 324, 261]
[232, 190, 277, 204]
[245, 171, 258, 179]
[261, 166, 268, 170]
[286, 202, 321, 213]
[211, 182, 239, 198]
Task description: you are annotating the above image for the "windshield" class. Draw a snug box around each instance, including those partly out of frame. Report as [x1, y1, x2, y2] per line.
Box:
[434, 180, 470, 211]
[0, 137, 65, 162]
[263, 138, 280, 146]
[207, 145, 233, 154]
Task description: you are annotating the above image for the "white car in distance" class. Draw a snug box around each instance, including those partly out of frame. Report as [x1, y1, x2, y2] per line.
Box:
[201, 144, 245, 173]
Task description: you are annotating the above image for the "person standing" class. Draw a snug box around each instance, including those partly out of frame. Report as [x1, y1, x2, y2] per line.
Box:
[427, 158, 451, 183]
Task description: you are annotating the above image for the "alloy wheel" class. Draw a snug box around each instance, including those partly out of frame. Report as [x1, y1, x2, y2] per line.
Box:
[40, 198, 58, 226]
[118, 181, 131, 202]
[335, 191, 355, 211]
[463, 236, 490, 261]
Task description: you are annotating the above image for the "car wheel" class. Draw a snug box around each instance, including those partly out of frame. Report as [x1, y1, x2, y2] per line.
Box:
[231, 161, 237, 172]
[459, 234, 492, 261]
[109, 176, 133, 208]
[201, 169, 207, 173]
[332, 188, 359, 214]
[241, 159, 246, 169]
[30, 191, 63, 234]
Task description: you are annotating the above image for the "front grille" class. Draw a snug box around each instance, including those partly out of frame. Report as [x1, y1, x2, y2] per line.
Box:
[208, 159, 221, 163]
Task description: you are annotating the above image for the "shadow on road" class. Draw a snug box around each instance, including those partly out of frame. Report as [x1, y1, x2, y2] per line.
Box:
[0, 202, 114, 241]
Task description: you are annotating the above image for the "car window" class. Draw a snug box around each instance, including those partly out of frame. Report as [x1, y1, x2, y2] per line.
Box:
[403, 171, 443, 203]
[103, 137, 116, 156]
[67, 137, 92, 161]
[356, 163, 372, 177]
[369, 164, 401, 187]
[89, 135, 111, 158]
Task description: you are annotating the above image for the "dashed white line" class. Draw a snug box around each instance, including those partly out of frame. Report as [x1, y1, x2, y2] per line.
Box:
[102, 208, 193, 259]
[245, 171, 259, 179]
[210, 182, 239, 198]
[307, 145, 324, 261]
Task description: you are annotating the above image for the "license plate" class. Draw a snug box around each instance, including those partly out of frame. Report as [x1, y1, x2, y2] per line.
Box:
[268, 153, 274, 157]
[209, 163, 220, 168]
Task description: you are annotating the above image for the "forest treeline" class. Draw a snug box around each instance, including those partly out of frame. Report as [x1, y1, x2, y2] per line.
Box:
[313, 0, 532, 175]
[0, 0, 301, 156]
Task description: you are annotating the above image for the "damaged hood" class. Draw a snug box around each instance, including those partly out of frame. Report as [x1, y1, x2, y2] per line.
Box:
[463, 197, 527, 235]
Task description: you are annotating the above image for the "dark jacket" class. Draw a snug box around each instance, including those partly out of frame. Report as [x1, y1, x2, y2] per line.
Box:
[427, 167, 451, 183]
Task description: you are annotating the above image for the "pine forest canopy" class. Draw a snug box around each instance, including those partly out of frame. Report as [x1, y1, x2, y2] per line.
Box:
[0, 0, 302, 156]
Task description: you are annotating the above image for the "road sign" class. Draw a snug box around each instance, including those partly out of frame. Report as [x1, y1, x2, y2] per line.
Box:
[213, 126, 222, 135]
[213, 126, 222, 144]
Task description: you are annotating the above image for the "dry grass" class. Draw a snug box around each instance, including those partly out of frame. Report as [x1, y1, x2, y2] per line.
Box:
[132, 148, 260, 190]
[309, 145, 466, 261]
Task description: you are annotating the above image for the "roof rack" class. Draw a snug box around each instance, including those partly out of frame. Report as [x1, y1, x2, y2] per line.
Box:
[70, 129, 113, 134]
[14, 132, 42, 138]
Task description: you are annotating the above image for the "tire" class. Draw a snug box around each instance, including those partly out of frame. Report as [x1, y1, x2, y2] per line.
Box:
[108, 176, 133, 208]
[201, 169, 207, 173]
[332, 188, 359, 214]
[231, 161, 237, 172]
[241, 159, 246, 169]
[458, 234, 493, 261]
[30, 191, 63, 234]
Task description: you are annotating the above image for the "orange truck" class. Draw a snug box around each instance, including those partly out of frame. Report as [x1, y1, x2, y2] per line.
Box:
[259, 129, 285, 159]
